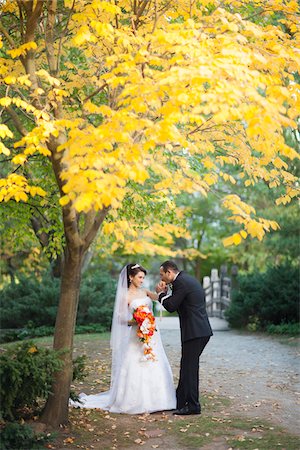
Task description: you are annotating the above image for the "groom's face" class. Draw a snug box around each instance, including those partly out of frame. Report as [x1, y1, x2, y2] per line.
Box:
[159, 267, 174, 284]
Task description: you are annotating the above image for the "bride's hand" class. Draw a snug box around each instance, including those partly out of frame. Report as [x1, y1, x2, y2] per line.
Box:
[155, 281, 167, 294]
[128, 319, 137, 326]
[146, 290, 158, 301]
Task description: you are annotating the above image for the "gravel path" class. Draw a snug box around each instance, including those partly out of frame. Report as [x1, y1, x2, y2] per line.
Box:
[158, 317, 300, 435]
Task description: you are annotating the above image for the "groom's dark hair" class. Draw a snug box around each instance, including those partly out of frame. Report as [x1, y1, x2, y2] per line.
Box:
[161, 260, 179, 273]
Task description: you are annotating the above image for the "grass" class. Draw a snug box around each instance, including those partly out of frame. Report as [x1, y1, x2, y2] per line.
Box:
[55, 394, 299, 450]
[170, 413, 300, 449]
[0, 332, 111, 349]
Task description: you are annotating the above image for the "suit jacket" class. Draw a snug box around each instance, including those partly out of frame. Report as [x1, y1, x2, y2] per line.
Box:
[159, 271, 213, 342]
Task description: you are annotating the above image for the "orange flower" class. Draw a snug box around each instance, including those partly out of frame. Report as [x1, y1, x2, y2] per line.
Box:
[133, 305, 157, 361]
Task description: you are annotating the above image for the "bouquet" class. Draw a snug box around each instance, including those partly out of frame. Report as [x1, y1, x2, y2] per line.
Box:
[133, 305, 157, 361]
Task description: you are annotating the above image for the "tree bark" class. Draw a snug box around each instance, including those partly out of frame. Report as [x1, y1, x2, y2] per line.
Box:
[41, 245, 84, 427]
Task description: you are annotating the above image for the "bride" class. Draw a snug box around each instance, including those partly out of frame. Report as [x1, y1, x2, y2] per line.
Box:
[71, 263, 176, 414]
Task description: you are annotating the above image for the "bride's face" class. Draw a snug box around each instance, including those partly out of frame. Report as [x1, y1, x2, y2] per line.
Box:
[131, 270, 145, 288]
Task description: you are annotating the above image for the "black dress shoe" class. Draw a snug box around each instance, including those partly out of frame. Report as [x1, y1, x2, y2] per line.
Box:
[173, 405, 201, 415]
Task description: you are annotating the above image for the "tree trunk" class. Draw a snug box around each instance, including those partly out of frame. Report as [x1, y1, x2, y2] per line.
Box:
[41, 246, 83, 427]
[194, 258, 201, 281]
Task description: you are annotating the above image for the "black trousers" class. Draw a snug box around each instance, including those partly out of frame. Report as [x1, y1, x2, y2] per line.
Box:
[176, 336, 210, 410]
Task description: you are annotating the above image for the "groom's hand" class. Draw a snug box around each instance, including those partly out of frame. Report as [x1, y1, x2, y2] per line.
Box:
[155, 281, 167, 294]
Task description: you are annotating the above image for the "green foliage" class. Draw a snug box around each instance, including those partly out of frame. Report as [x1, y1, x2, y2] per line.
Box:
[225, 264, 299, 331]
[0, 422, 52, 450]
[266, 322, 300, 336]
[0, 273, 60, 329]
[0, 341, 62, 420]
[0, 324, 107, 343]
[0, 269, 116, 331]
[72, 355, 88, 383]
[70, 354, 89, 402]
[76, 270, 116, 328]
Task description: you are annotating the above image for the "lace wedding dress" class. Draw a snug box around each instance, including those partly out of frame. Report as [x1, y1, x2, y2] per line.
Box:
[71, 297, 176, 414]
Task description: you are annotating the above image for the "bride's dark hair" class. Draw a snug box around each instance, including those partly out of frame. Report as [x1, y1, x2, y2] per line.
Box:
[126, 263, 147, 287]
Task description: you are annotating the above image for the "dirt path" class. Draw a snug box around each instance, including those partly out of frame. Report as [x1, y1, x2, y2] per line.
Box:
[159, 317, 300, 435]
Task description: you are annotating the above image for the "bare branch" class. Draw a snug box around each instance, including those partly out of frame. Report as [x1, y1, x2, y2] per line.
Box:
[5, 106, 27, 136]
[56, 0, 75, 74]
[31, 215, 50, 247]
[83, 207, 110, 251]
[45, 0, 57, 75]
[0, 21, 17, 48]
[82, 83, 108, 104]
[21, 0, 43, 91]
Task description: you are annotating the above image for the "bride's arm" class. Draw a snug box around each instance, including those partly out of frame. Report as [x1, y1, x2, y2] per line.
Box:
[146, 290, 159, 301]
[128, 319, 137, 326]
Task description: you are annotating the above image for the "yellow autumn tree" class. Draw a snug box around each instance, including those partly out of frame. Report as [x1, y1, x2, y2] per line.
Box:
[0, 0, 299, 426]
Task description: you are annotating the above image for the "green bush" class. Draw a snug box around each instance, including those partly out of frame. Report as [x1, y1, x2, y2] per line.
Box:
[0, 274, 60, 329]
[0, 422, 52, 450]
[0, 270, 116, 331]
[266, 322, 300, 336]
[76, 272, 116, 328]
[0, 323, 107, 343]
[225, 264, 299, 331]
[0, 341, 62, 420]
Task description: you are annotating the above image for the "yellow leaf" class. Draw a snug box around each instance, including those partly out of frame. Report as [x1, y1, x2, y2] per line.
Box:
[28, 346, 38, 354]
[8, 41, 37, 58]
[222, 235, 235, 247]
[0, 97, 12, 107]
[36, 69, 60, 86]
[223, 232, 242, 247]
[3, 76, 16, 84]
[19, 191, 28, 202]
[240, 230, 248, 239]
[0, 143, 10, 156]
[59, 195, 70, 206]
[12, 154, 27, 165]
[232, 233, 242, 245]
[35, 187, 47, 197]
[0, 124, 13, 139]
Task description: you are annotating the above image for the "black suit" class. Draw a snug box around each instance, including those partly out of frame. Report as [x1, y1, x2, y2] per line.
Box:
[159, 271, 213, 411]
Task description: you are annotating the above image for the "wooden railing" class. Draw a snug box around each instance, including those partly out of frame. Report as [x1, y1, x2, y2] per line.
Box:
[203, 269, 232, 319]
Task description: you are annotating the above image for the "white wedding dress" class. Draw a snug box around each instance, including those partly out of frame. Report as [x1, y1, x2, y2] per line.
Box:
[71, 297, 176, 414]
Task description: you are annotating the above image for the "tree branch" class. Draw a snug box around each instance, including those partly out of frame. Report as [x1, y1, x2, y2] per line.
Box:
[31, 215, 50, 247]
[82, 83, 108, 104]
[56, 0, 75, 74]
[21, 0, 43, 92]
[45, 0, 57, 75]
[83, 207, 110, 251]
[62, 205, 83, 251]
[0, 21, 17, 48]
[5, 106, 27, 136]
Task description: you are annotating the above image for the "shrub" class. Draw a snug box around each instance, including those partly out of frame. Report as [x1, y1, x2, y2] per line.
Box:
[0, 274, 60, 329]
[0, 422, 52, 450]
[225, 263, 299, 331]
[0, 323, 107, 343]
[0, 341, 62, 420]
[266, 322, 300, 336]
[76, 272, 116, 328]
[0, 270, 116, 331]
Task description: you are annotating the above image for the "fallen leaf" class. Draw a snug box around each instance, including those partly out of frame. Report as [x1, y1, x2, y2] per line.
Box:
[63, 437, 75, 444]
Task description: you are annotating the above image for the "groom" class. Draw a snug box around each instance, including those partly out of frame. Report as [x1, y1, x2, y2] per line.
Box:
[156, 260, 213, 415]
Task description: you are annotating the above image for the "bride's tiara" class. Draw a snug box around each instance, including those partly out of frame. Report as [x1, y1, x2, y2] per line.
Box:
[131, 264, 140, 269]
